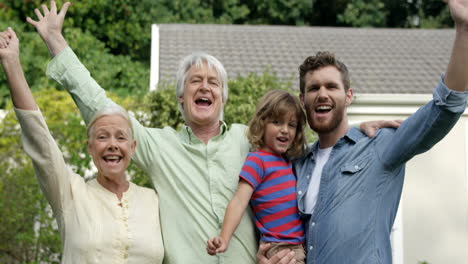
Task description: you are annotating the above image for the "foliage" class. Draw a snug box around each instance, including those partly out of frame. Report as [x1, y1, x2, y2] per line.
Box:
[338, 0, 388, 27]
[0, 21, 148, 109]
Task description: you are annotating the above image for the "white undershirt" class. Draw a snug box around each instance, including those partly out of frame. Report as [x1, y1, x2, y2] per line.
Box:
[304, 146, 333, 214]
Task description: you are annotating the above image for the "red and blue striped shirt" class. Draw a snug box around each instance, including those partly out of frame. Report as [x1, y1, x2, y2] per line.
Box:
[240, 150, 304, 244]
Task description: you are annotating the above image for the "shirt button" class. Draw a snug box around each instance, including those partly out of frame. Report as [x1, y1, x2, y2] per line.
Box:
[309, 246, 314, 250]
[311, 222, 316, 227]
[298, 191, 302, 195]
[354, 165, 359, 170]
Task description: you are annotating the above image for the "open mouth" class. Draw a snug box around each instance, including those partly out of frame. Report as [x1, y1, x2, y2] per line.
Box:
[195, 97, 212, 106]
[103, 155, 122, 164]
[315, 105, 332, 114]
[277, 136, 289, 143]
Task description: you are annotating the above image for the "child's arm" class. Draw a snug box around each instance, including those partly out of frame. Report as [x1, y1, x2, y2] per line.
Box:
[207, 180, 254, 255]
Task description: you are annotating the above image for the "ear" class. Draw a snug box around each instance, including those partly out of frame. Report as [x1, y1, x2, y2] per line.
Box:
[299, 93, 305, 106]
[87, 140, 92, 155]
[130, 139, 137, 155]
[177, 95, 184, 104]
[345, 88, 353, 107]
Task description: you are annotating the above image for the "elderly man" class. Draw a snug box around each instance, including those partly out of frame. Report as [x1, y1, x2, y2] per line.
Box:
[260, 0, 468, 263]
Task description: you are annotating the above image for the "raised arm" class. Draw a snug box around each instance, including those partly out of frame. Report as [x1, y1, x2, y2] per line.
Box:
[0, 28, 37, 110]
[445, 0, 468, 92]
[377, 0, 468, 169]
[0, 27, 75, 216]
[26, 0, 70, 57]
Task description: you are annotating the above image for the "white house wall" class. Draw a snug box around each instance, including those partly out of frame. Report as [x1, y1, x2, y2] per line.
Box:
[349, 94, 468, 264]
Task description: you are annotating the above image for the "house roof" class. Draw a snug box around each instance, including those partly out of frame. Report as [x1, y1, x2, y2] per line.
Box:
[156, 24, 455, 94]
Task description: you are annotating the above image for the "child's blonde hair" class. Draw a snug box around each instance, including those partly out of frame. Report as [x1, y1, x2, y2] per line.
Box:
[247, 90, 307, 160]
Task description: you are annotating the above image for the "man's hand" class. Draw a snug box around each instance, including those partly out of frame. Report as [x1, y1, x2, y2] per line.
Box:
[257, 243, 296, 264]
[206, 236, 228, 255]
[360, 119, 403, 138]
[0, 28, 20, 63]
[26, 0, 70, 57]
[447, 0, 468, 29]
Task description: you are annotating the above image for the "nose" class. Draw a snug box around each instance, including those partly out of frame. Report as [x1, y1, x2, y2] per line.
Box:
[279, 123, 288, 133]
[200, 78, 209, 91]
[107, 137, 119, 151]
[317, 86, 329, 101]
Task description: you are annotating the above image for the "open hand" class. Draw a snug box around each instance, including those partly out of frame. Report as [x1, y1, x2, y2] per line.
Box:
[206, 236, 228, 255]
[26, 0, 70, 56]
[26, 0, 70, 41]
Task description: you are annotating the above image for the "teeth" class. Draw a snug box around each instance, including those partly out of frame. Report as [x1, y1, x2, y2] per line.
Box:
[316, 105, 331, 110]
[104, 156, 120, 161]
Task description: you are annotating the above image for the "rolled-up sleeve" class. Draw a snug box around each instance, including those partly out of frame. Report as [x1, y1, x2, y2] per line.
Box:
[434, 75, 468, 113]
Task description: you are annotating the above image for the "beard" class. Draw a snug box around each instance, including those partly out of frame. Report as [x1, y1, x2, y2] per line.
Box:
[305, 103, 345, 134]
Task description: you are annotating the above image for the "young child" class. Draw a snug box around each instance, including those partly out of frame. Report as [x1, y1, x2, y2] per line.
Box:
[207, 90, 307, 263]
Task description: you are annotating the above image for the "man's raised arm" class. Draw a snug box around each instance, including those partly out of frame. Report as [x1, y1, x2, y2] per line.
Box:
[445, 0, 468, 92]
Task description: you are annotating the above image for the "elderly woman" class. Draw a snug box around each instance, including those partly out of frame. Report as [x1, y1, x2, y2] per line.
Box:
[0, 28, 164, 263]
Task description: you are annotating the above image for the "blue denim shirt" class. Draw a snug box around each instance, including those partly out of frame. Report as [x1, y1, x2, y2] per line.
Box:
[294, 78, 468, 264]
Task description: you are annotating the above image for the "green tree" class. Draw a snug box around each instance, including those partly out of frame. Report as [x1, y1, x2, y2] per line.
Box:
[338, 0, 388, 27]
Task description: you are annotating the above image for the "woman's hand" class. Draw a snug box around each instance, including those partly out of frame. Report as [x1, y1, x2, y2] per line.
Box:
[0, 28, 20, 63]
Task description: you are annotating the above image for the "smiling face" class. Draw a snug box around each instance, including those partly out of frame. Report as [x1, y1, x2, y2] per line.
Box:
[178, 62, 224, 128]
[300, 65, 353, 135]
[87, 114, 136, 181]
[262, 112, 298, 156]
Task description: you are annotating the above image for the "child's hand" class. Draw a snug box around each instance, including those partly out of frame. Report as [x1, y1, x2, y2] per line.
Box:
[206, 236, 228, 255]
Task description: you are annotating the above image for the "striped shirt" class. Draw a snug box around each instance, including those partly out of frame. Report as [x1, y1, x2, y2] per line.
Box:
[240, 150, 304, 244]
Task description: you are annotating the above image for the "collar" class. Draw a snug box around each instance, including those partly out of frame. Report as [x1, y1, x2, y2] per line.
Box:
[180, 121, 228, 144]
[304, 127, 364, 160]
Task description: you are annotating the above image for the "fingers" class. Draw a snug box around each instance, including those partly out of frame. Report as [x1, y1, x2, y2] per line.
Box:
[26, 17, 38, 27]
[34, 8, 44, 20]
[270, 249, 295, 264]
[256, 243, 272, 263]
[41, 4, 50, 16]
[206, 238, 218, 255]
[59, 2, 71, 17]
[0, 30, 11, 48]
[7, 27, 18, 42]
[50, 0, 57, 14]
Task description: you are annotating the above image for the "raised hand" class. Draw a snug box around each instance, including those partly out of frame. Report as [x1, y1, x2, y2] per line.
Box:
[447, 0, 468, 28]
[206, 236, 228, 255]
[26, 0, 71, 56]
[0, 28, 20, 62]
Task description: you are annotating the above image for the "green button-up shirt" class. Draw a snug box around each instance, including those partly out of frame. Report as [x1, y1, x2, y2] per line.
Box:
[47, 47, 257, 264]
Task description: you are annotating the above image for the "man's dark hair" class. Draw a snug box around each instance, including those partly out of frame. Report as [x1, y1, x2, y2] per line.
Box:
[299, 51, 350, 94]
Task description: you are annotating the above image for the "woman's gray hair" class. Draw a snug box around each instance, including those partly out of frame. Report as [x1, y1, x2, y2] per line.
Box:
[175, 52, 228, 120]
[87, 105, 134, 140]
